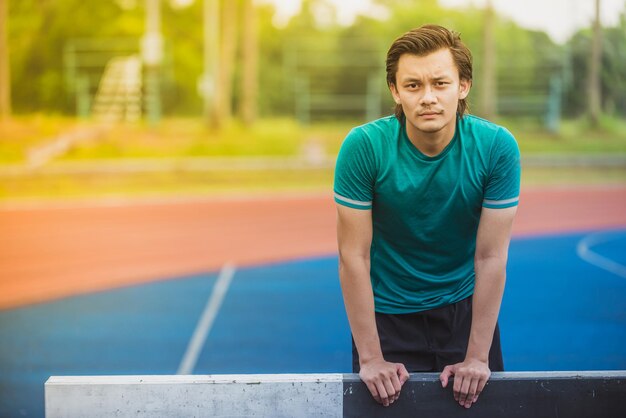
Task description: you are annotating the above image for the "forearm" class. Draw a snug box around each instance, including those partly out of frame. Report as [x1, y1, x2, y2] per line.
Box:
[466, 256, 507, 362]
[339, 256, 383, 364]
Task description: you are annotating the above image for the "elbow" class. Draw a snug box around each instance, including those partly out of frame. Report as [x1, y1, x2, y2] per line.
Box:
[474, 253, 508, 274]
[474, 252, 507, 265]
[338, 248, 370, 265]
[338, 252, 370, 280]
[474, 244, 509, 266]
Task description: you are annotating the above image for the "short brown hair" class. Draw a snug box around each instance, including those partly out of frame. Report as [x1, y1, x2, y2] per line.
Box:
[386, 24, 473, 120]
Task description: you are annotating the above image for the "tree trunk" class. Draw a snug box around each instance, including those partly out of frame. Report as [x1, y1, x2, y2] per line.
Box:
[480, 0, 497, 120]
[588, 0, 602, 127]
[0, 0, 11, 121]
[204, 0, 221, 128]
[219, 0, 237, 122]
[240, 0, 257, 126]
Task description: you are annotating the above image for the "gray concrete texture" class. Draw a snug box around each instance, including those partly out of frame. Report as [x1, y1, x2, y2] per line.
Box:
[45, 371, 626, 417]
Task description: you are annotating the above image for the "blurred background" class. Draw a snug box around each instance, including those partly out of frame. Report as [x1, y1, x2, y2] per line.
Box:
[1, 1, 626, 417]
[0, 0, 626, 417]
[0, 0, 625, 199]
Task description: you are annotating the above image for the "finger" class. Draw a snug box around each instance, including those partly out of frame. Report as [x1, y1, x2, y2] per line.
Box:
[458, 376, 472, 406]
[365, 381, 381, 404]
[397, 364, 410, 385]
[390, 370, 402, 394]
[465, 378, 480, 408]
[389, 376, 401, 404]
[474, 377, 488, 403]
[440, 365, 454, 388]
[375, 381, 390, 407]
[452, 373, 463, 402]
[383, 377, 397, 403]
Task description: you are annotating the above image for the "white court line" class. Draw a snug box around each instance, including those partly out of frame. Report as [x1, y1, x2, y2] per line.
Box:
[576, 231, 626, 279]
[177, 263, 236, 375]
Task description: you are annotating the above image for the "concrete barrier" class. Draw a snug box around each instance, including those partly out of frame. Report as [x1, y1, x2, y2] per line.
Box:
[45, 371, 626, 417]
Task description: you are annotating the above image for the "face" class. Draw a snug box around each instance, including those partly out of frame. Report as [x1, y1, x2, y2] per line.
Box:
[390, 48, 470, 141]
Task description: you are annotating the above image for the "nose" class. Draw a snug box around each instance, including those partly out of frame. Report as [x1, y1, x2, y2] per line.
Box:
[420, 85, 437, 105]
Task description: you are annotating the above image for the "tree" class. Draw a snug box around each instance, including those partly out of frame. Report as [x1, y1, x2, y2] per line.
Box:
[203, 0, 221, 127]
[219, 0, 237, 122]
[588, 0, 602, 126]
[601, 19, 626, 116]
[239, 0, 257, 126]
[480, 0, 497, 120]
[0, 0, 11, 120]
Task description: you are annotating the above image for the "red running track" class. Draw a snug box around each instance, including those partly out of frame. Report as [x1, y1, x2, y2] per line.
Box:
[1, 186, 625, 310]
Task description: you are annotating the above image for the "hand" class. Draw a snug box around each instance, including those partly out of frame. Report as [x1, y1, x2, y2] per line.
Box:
[359, 358, 410, 407]
[440, 358, 491, 409]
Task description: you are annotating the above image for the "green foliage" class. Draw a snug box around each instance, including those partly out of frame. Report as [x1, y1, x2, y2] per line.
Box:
[5, 0, 626, 122]
[565, 17, 626, 118]
[9, 0, 141, 113]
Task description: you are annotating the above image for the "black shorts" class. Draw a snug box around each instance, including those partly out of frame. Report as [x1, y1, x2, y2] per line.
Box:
[352, 296, 504, 373]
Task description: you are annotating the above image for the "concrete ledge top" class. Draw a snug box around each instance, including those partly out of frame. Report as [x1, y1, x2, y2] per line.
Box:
[46, 373, 345, 385]
[46, 370, 626, 386]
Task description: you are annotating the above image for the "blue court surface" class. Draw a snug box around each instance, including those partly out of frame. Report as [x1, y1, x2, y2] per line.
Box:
[1, 228, 625, 417]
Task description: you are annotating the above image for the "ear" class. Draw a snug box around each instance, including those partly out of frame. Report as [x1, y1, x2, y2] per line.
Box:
[389, 83, 401, 104]
[459, 78, 471, 100]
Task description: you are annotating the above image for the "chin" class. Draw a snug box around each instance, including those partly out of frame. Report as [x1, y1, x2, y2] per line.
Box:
[411, 120, 445, 133]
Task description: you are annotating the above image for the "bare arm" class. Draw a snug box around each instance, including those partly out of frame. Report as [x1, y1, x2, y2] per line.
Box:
[468, 206, 517, 363]
[440, 206, 517, 409]
[337, 204, 409, 406]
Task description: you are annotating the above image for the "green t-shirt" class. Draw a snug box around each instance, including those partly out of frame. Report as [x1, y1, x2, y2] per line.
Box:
[334, 114, 521, 314]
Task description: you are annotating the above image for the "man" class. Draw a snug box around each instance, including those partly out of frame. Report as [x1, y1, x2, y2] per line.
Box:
[334, 24, 520, 410]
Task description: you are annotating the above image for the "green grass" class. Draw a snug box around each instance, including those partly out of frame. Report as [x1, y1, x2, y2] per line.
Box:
[0, 114, 83, 163]
[0, 169, 335, 201]
[507, 117, 626, 154]
[2, 115, 626, 165]
[1, 115, 625, 203]
[57, 117, 626, 158]
[61, 118, 310, 160]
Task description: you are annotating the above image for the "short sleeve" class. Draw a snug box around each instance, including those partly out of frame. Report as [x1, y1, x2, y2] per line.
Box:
[333, 128, 376, 210]
[483, 128, 521, 209]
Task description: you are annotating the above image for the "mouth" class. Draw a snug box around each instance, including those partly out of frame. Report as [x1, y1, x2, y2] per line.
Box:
[418, 111, 441, 118]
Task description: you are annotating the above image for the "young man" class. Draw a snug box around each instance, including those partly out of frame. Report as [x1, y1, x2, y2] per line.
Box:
[334, 25, 520, 409]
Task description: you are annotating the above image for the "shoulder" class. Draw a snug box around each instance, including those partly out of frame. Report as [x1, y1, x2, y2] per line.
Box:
[344, 115, 400, 148]
[459, 114, 506, 138]
[459, 114, 518, 153]
[358, 115, 401, 135]
[336, 116, 400, 181]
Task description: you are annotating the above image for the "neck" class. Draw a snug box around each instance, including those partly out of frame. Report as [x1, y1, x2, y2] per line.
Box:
[404, 118, 457, 157]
